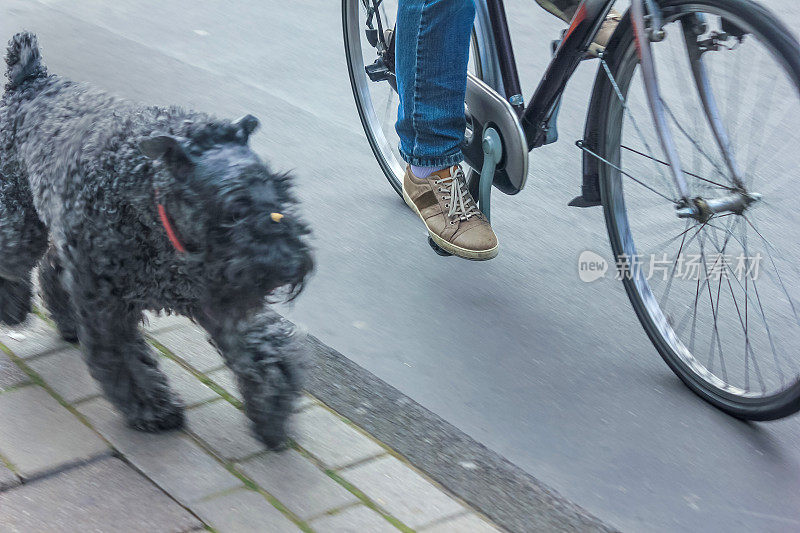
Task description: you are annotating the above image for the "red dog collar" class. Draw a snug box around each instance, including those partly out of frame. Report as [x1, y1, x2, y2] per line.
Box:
[155, 189, 186, 254]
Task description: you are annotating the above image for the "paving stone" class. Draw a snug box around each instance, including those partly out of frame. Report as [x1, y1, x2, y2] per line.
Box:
[0, 387, 108, 478]
[142, 311, 193, 333]
[201, 371, 311, 410]
[309, 504, 397, 533]
[340, 456, 464, 529]
[79, 397, 242, 504]
[207, 367, 242, 401]
[294, 406, 384, 469]
[421, 513, 501, 532]
[238, 449, 357, 520]
[152, 325, 224, 372]
[0, 457, 200, 532]
[192, 488, 299, 533]
[0, 316, 70, 359]
[0, 461, 19, 490]
[187, 399, 265, 460]
[160, 356, 219, 406]
[27, 347, 100, 403]
[296, 394, 316, 411]
[0, 351, 28, 392]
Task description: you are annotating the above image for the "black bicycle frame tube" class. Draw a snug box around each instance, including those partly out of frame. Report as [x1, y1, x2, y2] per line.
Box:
[517, 0, 617, 149]
[484, 0, 524, 113]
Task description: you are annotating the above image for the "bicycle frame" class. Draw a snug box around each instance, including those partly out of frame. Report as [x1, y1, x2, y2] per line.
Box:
[366, 0, 715, 210]
[479, 0, 617, 149]
[479, 0, 706, 213]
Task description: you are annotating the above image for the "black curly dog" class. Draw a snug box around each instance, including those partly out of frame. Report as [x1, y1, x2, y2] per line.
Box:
[0, 32, 313, 448]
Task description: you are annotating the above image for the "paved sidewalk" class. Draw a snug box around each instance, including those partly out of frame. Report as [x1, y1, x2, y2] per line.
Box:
[0, 312, 501, 533]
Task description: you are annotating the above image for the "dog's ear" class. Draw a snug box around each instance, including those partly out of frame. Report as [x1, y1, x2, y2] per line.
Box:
[139, 135, 188, 159]
[138, 135, 193, 178]
[234, 114, 260, 141]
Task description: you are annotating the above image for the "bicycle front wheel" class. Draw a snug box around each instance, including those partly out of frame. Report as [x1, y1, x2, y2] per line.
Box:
[592, 0, 800, 419]
[342, 0, 494, 196]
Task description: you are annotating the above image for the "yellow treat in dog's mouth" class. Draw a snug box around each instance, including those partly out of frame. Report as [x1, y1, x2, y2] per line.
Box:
[270, 212, 284, 223]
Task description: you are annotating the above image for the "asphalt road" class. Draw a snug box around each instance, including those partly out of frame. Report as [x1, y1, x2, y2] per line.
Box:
[3, 0, 800, 531]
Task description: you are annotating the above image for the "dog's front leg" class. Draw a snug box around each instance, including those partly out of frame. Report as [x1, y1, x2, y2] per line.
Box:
[38, 246, 78, 342]
[69, 273, 185, 431]
[196, 307, 305, 450]
[78, 312, 185, 431]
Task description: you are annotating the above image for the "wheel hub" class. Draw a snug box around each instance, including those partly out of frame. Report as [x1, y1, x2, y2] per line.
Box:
[676, 191, 762, 222]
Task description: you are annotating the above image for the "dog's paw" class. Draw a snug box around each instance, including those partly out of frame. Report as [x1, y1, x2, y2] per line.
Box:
[252, 424, 290, 451]
[0, 279, 32, 326]
[125, 396, 185, 432]
[57, 328, 79, 344]
[49, 312, 79, 343]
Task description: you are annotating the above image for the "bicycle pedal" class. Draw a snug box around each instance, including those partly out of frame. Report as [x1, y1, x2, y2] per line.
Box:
[365, 58, 390, 82]
[427, 236, 452, 257]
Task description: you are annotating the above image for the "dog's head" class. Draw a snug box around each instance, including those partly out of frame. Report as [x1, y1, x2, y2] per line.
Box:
[139, 115, 313, 306]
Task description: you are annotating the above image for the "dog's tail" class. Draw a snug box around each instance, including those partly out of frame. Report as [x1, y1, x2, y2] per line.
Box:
[5, 31, 46, 91]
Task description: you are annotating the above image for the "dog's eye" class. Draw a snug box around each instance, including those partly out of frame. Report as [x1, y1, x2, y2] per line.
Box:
[222, 198, 252, 225]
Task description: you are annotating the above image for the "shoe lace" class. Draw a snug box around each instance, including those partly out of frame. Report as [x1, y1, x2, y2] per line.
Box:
[433, 167, 481, 221]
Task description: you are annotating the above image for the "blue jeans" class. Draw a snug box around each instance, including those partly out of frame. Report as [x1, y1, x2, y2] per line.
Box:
[395, 0, 476, 167]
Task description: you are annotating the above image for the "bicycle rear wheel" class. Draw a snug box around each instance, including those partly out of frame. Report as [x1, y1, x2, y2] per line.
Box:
[342, 0, 495, 196]
[591, 0, 800, 419]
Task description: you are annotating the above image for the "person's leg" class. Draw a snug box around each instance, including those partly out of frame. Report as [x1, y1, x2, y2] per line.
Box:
[394, 0, 498, 260]
[395, 0, 475, 173]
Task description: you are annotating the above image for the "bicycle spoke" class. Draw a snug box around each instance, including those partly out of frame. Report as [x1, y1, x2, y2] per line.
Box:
[743, 215, 800, 328]
[662, 99, 729, 184]
[689, 272, 702, 354]
[742, 223, 789, 388]
[380, 86, 394, 128]
[704, 221, 765, 389]
[722, 265, 752, 391]
[743, 69, 779, 187]
[649, 220, 702, 254]
[669, 218, 731, 335]
[744, 269, 750, 390]
[725, 33, 745, 149]
[699, 227, 731, 380]
[659, 221, 692, 310]
[620, 145, 736, 190]
[701, 219, 789, 388]
[739, 227, 772, 393]
[669, 221, 723, 333]
[379, 0, 389, 22]
[579, 142, 677, 203]
[601, 58, 677, 198]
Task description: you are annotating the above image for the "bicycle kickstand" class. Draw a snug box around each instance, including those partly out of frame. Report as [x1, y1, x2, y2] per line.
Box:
[427, 126, 502, 256]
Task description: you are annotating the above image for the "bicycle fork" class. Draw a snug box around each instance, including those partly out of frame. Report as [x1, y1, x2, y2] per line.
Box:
[630, 0, 760, 221]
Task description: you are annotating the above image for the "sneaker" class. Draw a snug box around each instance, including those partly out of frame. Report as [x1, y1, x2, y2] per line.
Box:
[536, 0, 621, 57]
[402, 165, 498, 260]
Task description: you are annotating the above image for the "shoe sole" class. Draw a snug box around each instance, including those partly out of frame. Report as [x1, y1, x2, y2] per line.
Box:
[402, 187, 499, 261]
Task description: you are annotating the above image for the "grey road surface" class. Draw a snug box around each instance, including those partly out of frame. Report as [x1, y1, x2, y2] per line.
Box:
[2, 0, 800, 531]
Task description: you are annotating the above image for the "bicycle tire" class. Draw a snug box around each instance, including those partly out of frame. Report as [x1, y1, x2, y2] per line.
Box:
[591, 0, 800, 420]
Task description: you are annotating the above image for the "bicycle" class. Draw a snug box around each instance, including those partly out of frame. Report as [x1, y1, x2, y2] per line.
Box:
[343, 0, 800, 421]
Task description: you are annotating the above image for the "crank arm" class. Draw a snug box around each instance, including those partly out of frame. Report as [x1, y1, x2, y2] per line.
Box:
[462, 73, 528, 195]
